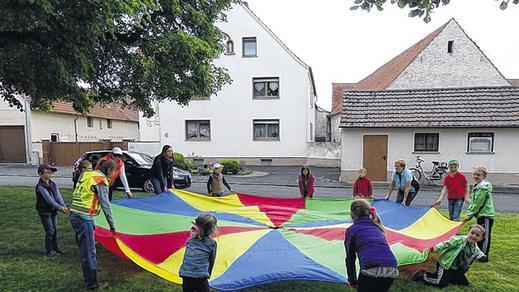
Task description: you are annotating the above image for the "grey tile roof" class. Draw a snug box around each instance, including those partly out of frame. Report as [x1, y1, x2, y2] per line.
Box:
[340, 86, 519, 128]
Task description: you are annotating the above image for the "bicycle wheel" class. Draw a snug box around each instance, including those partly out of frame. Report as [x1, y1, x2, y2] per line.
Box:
[429, 172, 446, 186]
[409, 168, 422, 181]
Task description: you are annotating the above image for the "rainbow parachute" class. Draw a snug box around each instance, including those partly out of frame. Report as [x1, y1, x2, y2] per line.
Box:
[94, 190, 461, 291]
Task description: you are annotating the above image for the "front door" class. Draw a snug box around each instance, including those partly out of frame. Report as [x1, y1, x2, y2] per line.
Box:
[362, 135, 388, 181]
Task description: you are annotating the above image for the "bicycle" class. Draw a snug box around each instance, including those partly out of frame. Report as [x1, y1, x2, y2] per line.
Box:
[409, 155, 448, 186]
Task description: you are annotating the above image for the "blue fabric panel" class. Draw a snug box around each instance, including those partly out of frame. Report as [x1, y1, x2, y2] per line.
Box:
[209, 230, 346, 291]
[371, 199, 428, 230]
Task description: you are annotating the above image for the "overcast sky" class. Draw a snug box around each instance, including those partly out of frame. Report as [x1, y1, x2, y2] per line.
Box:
[245, 0, 519, 110]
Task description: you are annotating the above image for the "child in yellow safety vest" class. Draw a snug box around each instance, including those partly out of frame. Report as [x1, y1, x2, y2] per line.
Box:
[69, 159, 117, 290]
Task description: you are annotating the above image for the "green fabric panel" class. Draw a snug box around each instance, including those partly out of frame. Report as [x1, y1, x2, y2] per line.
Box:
[280, 229, 347, 277]
[95, 205, 257, 235]
[305, 197, 357, 214]
[390, 243, 429, 266]
[284, 209, 347, 226]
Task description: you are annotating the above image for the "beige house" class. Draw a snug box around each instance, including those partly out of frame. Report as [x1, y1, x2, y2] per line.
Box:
[338, 19, 519, 185]
[0, 97, 139, 164]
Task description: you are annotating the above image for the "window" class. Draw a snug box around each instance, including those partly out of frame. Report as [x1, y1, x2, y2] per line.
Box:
[50, 133, 59, 142]
[87, 117, 93, 128]
[107, 119, 112, 129]
[225, 40, 234, 55]
[448, 40, 454, 53]
[242, 37, 257, 57]
[186, 120, 211, 141]
[253, 119, 279, 141]
[99, 119, 103, 129]
[253, 78, 279, 99]
[468, 133, 494, 153]
[191, 95, 210, 101]
[310, 123, 314, 141]
[414, 133, 439, 152]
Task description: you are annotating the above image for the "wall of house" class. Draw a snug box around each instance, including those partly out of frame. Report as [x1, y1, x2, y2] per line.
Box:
[156, 3, 315, 160]
[0, 98, 24, 126]
[314, 109, 330, 141]
[31, 111, 139, 143]
[389, 20, 510, 89]
[340, 127, 519, 184]
[330, 114, 342, 143]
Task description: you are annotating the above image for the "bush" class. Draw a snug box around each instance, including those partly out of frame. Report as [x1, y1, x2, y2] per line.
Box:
[173, 152, 187, 170]
[221, 159, 241, 174]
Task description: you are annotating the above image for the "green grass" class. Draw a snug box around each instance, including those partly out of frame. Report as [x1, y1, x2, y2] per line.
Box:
[1, 187, 517, 291]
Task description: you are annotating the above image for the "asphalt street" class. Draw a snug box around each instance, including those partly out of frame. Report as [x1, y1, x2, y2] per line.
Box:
[1, 164, 518, 213]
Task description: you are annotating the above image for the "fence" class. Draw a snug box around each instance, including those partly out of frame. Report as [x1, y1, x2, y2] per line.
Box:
[42, 140, 129, 166]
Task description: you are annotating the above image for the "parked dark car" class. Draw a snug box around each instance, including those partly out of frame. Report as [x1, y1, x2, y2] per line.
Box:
[73, 150, 192, 192]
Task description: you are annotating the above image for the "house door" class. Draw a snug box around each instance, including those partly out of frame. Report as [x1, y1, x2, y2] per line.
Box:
[362, 135, 388, 181]
[0, 126, 26, 163]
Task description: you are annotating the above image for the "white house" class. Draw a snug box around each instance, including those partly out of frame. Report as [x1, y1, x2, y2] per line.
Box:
[140, 1, 318, 165]
[0, 97, 139, 164]
[339, 19, 519, 184]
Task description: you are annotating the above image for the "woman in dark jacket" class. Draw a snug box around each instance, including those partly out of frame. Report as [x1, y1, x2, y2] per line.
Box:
[344, 199, 398, 292]
[150, 145, 175, 194]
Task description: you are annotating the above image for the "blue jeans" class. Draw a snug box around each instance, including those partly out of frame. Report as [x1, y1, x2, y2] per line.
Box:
[69, 212, 98, 289]
[448, 198, 464, 221]
[151, 177, 166, 194]
[39, 212, 58, 252]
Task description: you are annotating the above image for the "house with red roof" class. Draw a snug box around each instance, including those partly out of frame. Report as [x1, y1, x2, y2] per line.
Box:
[0, 97, 139, 163]
[338, 18, 519, 184]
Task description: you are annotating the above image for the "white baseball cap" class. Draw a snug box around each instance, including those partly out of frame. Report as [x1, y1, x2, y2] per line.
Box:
[112, 147, 123, 155]
[213, 163, 224, 169]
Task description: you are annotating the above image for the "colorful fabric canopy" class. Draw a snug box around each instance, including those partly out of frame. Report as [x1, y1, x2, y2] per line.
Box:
[94, 190, 462, 291]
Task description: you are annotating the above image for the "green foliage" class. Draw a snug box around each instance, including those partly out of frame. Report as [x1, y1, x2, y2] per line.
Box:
[0, 0, 232, 116]
[173, 152, 187, 170]
[220, 159, 241, 174]
[350, 0, 517, 23]
[1, 187, 519, 291]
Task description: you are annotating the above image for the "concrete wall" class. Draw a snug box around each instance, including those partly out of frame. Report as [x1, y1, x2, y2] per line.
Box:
[389, 20, 510, 89]
[330, 114, 341, 143]
[0, 98, 24, 126]
[340, 127, 519, 184]
[153, 3, 315, 160]
[314, 108, 330, 141]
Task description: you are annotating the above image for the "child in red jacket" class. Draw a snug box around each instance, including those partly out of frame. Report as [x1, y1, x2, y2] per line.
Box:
[298, 166, 314, 198]
[353, 168, 373, 198]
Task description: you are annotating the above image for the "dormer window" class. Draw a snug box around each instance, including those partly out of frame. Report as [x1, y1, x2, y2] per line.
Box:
[447, 40, 454, 53]
[225, 40, 234, 55]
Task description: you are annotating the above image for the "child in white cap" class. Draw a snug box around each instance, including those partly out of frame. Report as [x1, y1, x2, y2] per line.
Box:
[207, 163, 233, 197]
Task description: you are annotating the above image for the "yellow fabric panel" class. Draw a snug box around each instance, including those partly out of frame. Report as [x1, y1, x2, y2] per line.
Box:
[173, 190, 274, 227]
[116, 238, 182, 284]
[398, 208, 462, 239]
[157, 229, 271, 281]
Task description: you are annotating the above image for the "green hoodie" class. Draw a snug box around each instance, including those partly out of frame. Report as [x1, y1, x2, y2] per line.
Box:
[433, 235, 485, 270]
[466, 180, 495, 219]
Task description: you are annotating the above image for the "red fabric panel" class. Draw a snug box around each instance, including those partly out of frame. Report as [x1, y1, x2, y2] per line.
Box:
[288, 225, 462, 252]
[95, 227, 127, 259]
[237, 193, 306, 227]
[97, 226, 265, 265]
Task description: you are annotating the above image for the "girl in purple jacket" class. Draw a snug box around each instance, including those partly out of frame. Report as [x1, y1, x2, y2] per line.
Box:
[344, 199, 398, 292]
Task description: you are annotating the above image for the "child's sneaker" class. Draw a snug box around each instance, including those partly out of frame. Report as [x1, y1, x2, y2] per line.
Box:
[44, 250, 58, 257]
[412, 270, 425, 282]
[478, 256, 489, 263]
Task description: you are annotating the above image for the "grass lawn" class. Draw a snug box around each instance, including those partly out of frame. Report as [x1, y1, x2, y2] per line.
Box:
[1, 186, 518, 291]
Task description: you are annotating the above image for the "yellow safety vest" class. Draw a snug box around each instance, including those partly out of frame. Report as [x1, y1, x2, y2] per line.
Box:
[70, 171, 109, 216]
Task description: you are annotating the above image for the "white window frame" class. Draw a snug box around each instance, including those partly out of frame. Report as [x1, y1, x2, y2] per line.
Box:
[253, 77, 279, 99]
[414, 133, 440, 152]
[242, 37, 257, 57]
[467, 133, 494, 153]
[87, 117, 93, 128]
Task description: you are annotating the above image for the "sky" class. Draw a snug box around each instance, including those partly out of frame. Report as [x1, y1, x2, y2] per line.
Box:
[244, 0, 519, 111]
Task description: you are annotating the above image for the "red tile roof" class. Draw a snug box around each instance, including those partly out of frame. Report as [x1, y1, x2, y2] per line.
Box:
[508, 79, 519, 86]
[47, 101, 139, 122]
[330, 83, 356, 116]
[353, 21, 448, 90]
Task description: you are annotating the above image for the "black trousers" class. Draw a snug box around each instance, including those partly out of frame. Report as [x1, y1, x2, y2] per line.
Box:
[182, 277, 209, 292]
[477, 216, 494, 258]
[357, 273, 394, 292]
[396, 189, 418, 206]
[423, 263, 469, 288]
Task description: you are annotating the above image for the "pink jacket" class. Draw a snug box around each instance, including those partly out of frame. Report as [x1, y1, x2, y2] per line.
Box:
[298, 174, 314, 198]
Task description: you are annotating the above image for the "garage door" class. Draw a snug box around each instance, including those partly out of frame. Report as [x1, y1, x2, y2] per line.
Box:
[0, 126, 26, 163]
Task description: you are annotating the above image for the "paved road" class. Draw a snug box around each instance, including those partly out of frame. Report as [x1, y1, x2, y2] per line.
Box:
[1, 164, 518, 213]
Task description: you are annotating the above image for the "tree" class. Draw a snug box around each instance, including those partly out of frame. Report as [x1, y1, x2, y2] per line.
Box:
[0, 0, 233, 117]
[350, 0, 518, 23]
